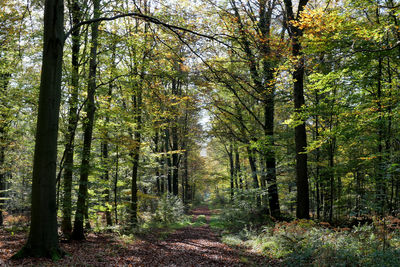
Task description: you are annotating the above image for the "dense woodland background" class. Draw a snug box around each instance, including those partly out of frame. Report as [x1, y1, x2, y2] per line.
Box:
[1, 0, 400, 265]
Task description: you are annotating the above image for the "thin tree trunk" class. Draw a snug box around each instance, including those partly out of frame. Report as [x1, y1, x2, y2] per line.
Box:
[165, 128, 172, 193]
[101, 46, 115, 227]
[62, 0, 81, 238]
[235, 146, 242, 189]
[0, 138, 5, 227]
[184, 148, 189, 202]
[247, 147, 260, 205]
[101, 142, 112, 226]
[376, 56, 385, 215]
[154, 131, 161, 195]
[160, 137, 165, 195]
[171, 77, 180, 197]
[315, 87, 321, 219]
[72, 0, 100, 240]
[0, 73, 10, 227]
[229, 143, 234, 201]
[329, 141, 334, 222]
[130, 89, 142, 227]
[172, 126, 179, 196]
[114, 145, 119, 224]
[387, 58, 394, 213]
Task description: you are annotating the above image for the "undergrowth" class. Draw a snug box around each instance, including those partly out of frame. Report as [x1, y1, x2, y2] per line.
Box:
[212, 202, 400, 266]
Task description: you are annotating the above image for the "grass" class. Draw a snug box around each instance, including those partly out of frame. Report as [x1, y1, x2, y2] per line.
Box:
[209, 214, 227, 231]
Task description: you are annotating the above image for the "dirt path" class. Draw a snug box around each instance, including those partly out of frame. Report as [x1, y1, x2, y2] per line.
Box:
[2, 207, 274, 266]
[110, 206, 267, 266]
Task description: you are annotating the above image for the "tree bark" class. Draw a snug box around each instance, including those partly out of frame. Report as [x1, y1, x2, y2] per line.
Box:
[315, 91, 321, 219]
[165, 128, 172, 193]
[130, 89, 142, 227]
[101, 141, 112, 226]
[376, 56, 386, 215]
[0, 134, 5, 227]
[172, 125, 179, 196]
[62, 0, 81, 238]
[72, 0, 100, 240]
[228, 143, 234, 201]
[154, 131, 161, 195]
[101, 46, 115, 227]
[0, 72, 11, 227]
[235, 146, 242, 189]
[247, 147, 261, 206]
[284, 0, 310, 219]
[114, 145, 119, 224]
[12, 0, 64, 259]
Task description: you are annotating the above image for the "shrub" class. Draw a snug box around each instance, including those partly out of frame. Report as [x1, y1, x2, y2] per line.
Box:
[217, 189, 273, 232]
[154, 193, 185, 224]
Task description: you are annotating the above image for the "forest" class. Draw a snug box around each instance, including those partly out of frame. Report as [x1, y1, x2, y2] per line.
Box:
[1, 0, 400, 266]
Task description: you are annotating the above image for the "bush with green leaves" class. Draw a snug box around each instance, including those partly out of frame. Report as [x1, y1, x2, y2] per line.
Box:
[154, 193, 185, 224]
[218, 189, 272, 232]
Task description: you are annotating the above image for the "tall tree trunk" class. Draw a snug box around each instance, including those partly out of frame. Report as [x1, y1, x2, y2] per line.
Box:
[328, 141, 335, 222]
[284, 0, 310, 219]
[0, 72, 10, 227]
[235, 146, 242, 189]
[231, 0, 280, 217]
[292, 35, 309, 219]
[247, 147, 261, 206]
[228, 143, 234, 201]
[61, 0, 81, 238]
[101, 142, 112, 226]
[130, 88, 142, 227]
[171, 77, 180, 197]
[261, 0, 280, 219]
[154, 131, 161, 195]
[100, 46, 115, 227]
[0, 136, 5, 227]
[184, 148, 189, 202]
[72, 0, 100, 240]
[172, 126, 179, 196]
[386, 58, 394, 213]
[114, 145, 119, 224]
[247, 148, 259, 189]
[160, 137, 166, 195]
[315, 106, 321, 220]
[165, 128, 172, 193]
[376, 56, 386, 215]
[13, 0, 64, 259]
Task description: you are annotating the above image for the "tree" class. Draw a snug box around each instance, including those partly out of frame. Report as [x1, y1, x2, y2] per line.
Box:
[61, 0, 83, 239]
[283, 0, 310, 219]
[12, 0, 64, 259]
[72, 0, 101, 240]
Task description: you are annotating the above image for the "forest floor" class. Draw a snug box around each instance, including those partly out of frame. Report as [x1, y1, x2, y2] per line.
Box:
[0, 207, 278, 266]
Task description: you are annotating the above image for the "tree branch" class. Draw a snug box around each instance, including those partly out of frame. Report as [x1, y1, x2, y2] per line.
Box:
[64, 12, 220, 42]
